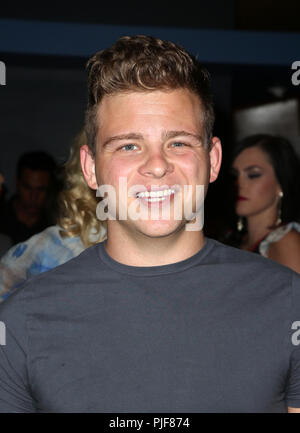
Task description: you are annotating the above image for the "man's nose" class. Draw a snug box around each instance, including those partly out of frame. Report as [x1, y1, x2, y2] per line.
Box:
[138, 149, 174, 178]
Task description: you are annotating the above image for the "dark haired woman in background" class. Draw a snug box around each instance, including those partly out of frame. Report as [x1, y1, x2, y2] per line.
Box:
[227, 134, 300, 274]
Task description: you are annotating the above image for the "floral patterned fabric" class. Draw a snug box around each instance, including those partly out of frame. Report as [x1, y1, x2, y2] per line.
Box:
[0, 225, 105, 302]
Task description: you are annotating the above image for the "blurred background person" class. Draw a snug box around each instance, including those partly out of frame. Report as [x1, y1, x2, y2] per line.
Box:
[0, 151, 59, 245]
[224, 134, 300, 274]
[0, 171, 12, 257]
[0, 130, 106, 302]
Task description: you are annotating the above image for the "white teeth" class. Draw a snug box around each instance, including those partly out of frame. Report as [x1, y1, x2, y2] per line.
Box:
[146, 197, 167, 202]
[136, 188, 175, 199]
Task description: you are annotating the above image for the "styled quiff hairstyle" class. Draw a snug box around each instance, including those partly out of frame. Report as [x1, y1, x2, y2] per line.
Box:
[85, 35, 214, 154]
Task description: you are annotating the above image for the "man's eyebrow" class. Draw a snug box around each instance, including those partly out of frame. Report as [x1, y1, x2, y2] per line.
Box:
[102, 130, 203, 148]
[102, 133, 144, 148]
[162, 130, 203, 142]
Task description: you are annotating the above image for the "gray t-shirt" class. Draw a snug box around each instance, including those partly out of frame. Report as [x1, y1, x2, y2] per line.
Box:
[0, 238, 300, 412]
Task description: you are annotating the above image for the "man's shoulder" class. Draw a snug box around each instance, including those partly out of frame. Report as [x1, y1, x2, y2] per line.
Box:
[5, 242, 100, 292]
[0, 243, 103, 319]
[207, 238, 294, 277]
[204, 239, 300, 305]
[25, 241, 101, 283]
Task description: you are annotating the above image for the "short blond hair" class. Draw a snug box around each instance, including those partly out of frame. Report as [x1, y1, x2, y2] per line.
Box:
[85, 35, 214, 155]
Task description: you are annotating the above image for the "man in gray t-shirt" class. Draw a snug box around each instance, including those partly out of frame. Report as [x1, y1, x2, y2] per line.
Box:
[1, 238, 300, 412]
[1, 35, 300, 413]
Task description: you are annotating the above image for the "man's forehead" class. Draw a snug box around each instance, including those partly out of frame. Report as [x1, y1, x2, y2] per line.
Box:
[97, 88, 203, 111]
[96, 89, 204, 135]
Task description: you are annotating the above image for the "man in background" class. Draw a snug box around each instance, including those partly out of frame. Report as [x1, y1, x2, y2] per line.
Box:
[0, 151, 58, 244]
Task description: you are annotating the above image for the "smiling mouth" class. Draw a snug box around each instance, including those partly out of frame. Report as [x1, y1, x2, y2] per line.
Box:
[135, 188, 177, 203]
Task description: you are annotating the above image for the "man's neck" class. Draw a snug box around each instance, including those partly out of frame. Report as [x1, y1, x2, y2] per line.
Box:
[105, 224, 206, 267]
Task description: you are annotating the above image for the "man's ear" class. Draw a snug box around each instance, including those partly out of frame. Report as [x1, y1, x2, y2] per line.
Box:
[80, 145, 98, 190]
[209, 137, 222, 183]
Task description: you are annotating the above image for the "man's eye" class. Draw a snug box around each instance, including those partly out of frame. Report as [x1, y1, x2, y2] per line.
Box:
[171, 142, 187, 148]
[120, 144, 137, 151]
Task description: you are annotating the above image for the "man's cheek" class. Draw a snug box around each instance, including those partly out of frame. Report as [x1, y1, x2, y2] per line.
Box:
[98, 159, 129, 185]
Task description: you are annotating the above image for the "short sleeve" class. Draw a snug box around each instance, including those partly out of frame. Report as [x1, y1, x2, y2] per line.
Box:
[0, 288, 36, 412]
[285, 273, 300, 408]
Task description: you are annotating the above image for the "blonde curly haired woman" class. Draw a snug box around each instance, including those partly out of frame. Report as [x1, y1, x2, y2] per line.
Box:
[0, 130, 106, 302]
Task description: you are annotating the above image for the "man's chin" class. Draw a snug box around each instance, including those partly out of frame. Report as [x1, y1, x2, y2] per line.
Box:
[131, 219, 187, 239]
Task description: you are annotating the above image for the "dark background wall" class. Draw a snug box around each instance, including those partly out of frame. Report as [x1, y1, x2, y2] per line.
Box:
[0, 0, 300, 201]
[0, 66, 86, 188]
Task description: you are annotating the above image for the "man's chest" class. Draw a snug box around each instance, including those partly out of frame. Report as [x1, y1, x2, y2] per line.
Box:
[29, 297, 289, 412]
